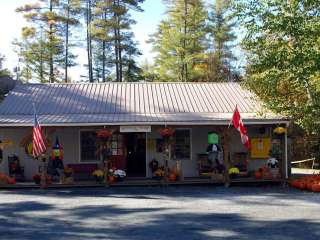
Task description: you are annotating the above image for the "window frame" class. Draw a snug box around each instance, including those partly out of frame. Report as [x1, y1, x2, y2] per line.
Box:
[79, 129, 101, 163]
[172, 128, 192, 160]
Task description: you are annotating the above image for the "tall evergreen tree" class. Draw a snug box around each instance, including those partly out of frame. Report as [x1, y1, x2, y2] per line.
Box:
[0, 54, 11, 77]
[59, 0, 81, 82]
[16, 1, 68, 82]
[207, 0, 237, 82]
[91, 0, 144, 82]
[150, 0, 207, 82]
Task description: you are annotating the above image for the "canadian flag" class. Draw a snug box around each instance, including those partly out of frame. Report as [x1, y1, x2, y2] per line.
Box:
[231, 106, 250, 149]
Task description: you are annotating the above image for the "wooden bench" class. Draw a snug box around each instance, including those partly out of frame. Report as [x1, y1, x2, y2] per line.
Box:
[67, 164, 98, 181]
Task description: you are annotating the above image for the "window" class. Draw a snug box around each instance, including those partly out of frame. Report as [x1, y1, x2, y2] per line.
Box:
[173, 129, 191, 160]
[110, 134, 124, 156]
[80, 131, 99, 162]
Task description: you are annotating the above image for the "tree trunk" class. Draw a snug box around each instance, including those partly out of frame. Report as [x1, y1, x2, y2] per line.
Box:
[118, 27, 122, 82]
[86, 0, 93, 82]
[40, 27, 44, 82]
[183, 0, 188, 82]
[49, 0, 54, 83]
[64, 0, 70, 83]
[114, 27, 119, 82]
[113, 0, 119, 82]
[102, 10, 106, 82]
[117, 0, 122, 82]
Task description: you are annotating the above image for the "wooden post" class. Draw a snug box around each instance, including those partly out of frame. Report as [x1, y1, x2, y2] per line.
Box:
[222, 129, 231, 187]
[164, 138, 170, 186]
[40, 155, 48, 189]
[104, 159, 109, 187]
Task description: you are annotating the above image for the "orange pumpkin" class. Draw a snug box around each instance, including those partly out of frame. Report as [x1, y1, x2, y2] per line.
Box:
[108, 176, 115, 183]
[306, 181, 314, 191]
[255, 171, 263, 179]
[290, 180, 300, 189]
[312, 184, 320, 192]
[7, 177, 16, 185]
[168, 173, 177, 182]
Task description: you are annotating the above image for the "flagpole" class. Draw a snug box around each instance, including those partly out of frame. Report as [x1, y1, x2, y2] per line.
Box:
[33, 102, 48, 188]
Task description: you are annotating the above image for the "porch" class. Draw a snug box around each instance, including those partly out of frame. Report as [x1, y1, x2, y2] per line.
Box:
[0, 123, 288, 188]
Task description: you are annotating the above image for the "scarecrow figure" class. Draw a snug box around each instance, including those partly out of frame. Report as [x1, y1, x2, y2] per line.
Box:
[47, 137, 64, 180]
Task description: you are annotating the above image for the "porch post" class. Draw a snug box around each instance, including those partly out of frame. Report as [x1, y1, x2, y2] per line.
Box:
[222, 129, 230, 187]
[284, 123, 289, 179]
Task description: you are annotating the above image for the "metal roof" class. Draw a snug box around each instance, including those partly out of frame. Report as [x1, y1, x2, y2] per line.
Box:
[0, 82, 287, 126]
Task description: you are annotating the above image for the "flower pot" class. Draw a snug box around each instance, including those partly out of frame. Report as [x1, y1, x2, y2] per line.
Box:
[94, 175, 104, 183]
[229, 173, 238, 179]
[108, 176, 115, 183]
[153, 176, 163, 181]
[34, 179, 41, 185]
[64, 172, 72, 178]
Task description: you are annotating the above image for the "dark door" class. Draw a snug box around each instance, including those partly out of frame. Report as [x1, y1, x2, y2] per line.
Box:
[126, 133, 146, 177]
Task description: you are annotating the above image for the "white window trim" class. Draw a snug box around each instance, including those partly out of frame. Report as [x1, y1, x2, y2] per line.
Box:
[172, 128, 192, 161]
[79, 129, 101, 163]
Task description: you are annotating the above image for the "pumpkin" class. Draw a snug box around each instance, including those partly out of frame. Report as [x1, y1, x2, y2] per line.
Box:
[108, 175, 115, 183]
[306, 181, 314, 191]
[290, 180, 300, 189]
[7, 177, 16, 185]
[299, 181, 307, 190]
[168, 173, 177, 182]
[255, 171, 263, 179]
[312, 184, 320, 192]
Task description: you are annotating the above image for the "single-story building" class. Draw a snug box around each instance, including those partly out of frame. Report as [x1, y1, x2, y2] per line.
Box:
[0, 82, 290, 185]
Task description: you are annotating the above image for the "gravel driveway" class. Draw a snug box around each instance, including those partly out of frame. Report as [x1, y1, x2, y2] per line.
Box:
[0, 186, 319, 240]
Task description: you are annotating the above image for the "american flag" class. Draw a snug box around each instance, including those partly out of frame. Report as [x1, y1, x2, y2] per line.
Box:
[33, 108, 47, 158]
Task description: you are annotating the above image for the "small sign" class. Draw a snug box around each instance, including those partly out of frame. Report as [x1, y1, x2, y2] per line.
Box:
[120, 126, 151, 133]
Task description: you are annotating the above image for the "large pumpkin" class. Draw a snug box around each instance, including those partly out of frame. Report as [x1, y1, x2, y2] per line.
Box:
[290, 180, 300, 189]
[108, 176, 115, 183]
[255, 171, 263, 179]
[168, 173, 177, 182]
[312, 184, 320, 192]
[306, 181, 314, 191]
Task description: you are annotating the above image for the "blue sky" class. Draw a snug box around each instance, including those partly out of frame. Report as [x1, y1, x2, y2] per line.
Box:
[0, 0, 166, 81]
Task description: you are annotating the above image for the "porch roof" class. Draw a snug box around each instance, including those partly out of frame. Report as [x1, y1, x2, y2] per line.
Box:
[0, 82, 288, 126]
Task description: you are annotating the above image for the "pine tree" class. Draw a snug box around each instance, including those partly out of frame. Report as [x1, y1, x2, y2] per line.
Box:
[59, 0, 81, 82]
[150, 0, 207, 82]
[16, 1, 68, 82]
[207, 0, 237, 82]
[0, 54, 11, 77]
[90, 0, 144, 82]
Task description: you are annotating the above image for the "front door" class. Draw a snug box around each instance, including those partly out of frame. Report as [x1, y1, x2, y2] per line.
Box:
[126, 133, 146, 177]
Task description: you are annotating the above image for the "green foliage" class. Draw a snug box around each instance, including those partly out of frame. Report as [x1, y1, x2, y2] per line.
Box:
[237, 0, 320, 133]
[0, 54, 12, 78]
[90, 0, 144, 82]
[15, 0, 80, 83]
[207, 0, 238, 82]
[150, 0, 208, 82]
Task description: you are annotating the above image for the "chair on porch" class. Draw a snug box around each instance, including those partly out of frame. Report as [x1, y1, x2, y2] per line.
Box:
[8, 155, 25, 182]
[197, 153, 214, 177]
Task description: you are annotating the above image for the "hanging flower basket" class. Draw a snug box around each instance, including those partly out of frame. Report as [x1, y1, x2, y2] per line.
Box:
[273, 127, 286, 135]
[96, 129, 113, 139]
[159, 128, 174, 138]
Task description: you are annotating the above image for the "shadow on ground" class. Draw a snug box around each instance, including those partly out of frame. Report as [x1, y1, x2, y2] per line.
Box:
[0, 187, 320, 240]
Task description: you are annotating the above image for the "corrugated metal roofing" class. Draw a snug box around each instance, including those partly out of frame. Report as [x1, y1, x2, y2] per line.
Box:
[0, 82, 286, 126]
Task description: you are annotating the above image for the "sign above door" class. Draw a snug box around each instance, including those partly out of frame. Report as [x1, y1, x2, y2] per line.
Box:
[120, 126, 151, 133]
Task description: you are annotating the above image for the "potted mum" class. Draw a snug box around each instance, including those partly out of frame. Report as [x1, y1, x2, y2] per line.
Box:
[33, 174, 41, 184]
[92, 169, 104, 183]
[228, 167, 240, 179]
